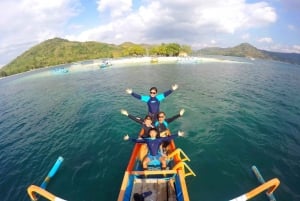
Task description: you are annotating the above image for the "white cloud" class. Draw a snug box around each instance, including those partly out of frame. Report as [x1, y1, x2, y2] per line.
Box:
[0, 0, 81, 65]
[2, 0, 296, 66]
[97, 0, 132, 18]
[70, 0, 277, 44]
[258, 37, 273, 43]
[242, 34, 250, 40]
[210, 40, 217, 45]
[292, 45, 300, 53]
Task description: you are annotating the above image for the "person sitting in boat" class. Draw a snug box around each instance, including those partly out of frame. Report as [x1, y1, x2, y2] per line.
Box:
[155, 109, 185, 137]
[124, 128, 184, 170]
[125, 84, 178, 121]
[155, 109, 185, 154]
[120, 109, 154, 138]
[121, 110, 154, 161]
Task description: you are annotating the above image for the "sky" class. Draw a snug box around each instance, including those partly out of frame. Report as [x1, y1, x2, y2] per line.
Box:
[0, 0, 300, 67]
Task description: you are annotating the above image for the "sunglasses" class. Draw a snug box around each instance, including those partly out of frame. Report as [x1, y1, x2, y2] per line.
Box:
[150, 91, 156, 94]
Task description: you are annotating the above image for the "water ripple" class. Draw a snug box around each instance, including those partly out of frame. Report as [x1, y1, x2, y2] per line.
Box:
[0, 60, 300, 201]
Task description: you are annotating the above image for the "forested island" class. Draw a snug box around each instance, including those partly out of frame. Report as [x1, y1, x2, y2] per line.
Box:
[0, 38, 191, 77]
[1, 38, 299, 77]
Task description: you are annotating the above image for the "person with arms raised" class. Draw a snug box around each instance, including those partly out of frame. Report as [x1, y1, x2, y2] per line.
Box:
[126, 84, 178, 121]
[124, 128, 184, 170]
[154, 109, 185, 154]
[120, 109, 154, 138]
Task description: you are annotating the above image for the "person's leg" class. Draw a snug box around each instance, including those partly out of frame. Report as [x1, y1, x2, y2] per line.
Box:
[139, 144, 148, 161]
[160, 156, 167, 170]
[142, 157, 150, 170]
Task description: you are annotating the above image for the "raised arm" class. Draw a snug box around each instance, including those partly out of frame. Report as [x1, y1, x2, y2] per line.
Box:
[156, 84, 178, 101]
[123, 134, 145, 143]
[126, 88, 142, 100]
[121, 109, 144, 124]
[161, 130, 184, 142]
[128, 114, 144, 124]
[166, 109, 184, 123]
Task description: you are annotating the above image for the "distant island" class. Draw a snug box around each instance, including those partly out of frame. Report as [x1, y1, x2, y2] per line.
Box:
[1, 38, 299, 77]
[197, 43, 300, 65]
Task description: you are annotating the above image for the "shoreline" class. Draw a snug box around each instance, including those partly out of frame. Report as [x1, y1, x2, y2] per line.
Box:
[1, 56, 249, 79]
[70, 56, 247, 68]
[68, 56, 246, 73]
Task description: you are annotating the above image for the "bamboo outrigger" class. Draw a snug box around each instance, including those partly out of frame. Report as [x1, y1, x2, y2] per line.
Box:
[26, 149, 280, 201]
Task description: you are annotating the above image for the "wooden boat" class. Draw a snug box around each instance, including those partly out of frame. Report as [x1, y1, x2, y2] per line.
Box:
[52, 67, 69, 74]
[25, 133, 281, 201]
[117, 139, 196, 201]
[26, 147, 281, 201]
[150, 57, 158, 64]
[100, 60, 112, 68]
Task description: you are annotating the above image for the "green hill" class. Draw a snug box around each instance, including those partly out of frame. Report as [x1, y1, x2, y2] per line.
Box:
[1, 38, 120, 76]
[197, 43, 271, 59]
[197, 43, 300, 64]
[1, 38, 188, 77]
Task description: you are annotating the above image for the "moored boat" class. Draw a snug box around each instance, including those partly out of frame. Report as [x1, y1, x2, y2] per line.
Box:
[52, 67, 69, 74]
[100, 60, 112, 68]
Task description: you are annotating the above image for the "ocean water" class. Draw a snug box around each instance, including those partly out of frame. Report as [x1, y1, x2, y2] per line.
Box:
[0, 58, 300, 201]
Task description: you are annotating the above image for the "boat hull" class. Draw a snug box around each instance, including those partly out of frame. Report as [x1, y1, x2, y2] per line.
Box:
[117, 140, 192, 201]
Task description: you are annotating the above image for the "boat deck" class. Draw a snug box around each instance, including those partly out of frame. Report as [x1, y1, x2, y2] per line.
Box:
[131, 178, 177, 201]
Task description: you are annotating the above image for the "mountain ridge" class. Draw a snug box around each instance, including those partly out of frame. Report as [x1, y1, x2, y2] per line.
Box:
[197, 43, 300, 64]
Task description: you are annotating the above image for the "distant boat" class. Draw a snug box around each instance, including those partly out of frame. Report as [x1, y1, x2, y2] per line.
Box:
[176, 57, 198, 64]
[100, 60, 112, 68]
[150, 57, 158, 63]
[52, 67, 69, 74]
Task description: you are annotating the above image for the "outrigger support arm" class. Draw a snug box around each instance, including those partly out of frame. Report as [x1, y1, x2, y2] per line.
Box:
[167, 148, 191, 162]
[229, 178, 280, 201]
[172, 161, 196, 177]
[27, 185, 67, 201]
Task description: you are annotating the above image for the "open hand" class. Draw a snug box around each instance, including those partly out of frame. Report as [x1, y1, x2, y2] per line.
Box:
[172, 84, 178, 91]
[121, 109, 128, 116]
[179, 109, 185, 116]
[123, 134, 129, 140]
[126, 88, 132, 94]
[178, 131, 185, 137]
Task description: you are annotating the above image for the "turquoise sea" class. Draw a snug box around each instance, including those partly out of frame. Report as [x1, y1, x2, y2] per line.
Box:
[0, 57, 300, 201]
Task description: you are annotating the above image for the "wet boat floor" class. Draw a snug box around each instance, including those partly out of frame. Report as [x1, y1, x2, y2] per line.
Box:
[131, 178, 177, 201]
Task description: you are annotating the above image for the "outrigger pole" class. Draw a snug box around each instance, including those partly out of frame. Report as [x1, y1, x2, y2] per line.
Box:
[229, 178, 279, 201]
[251, 165, 277, 201]
[27, 156, 65, 201]
[40, 156, 64, 189]
[229, 165, 280, 201]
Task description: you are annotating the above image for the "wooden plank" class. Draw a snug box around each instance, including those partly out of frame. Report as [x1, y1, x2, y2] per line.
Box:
[117, 172, 129, 201]
[168, 179, 177, 201]
[142, 179, 158, 201]
[157, 179, 167, 201]
[130, 170, 177, 175]
[130, 179, 143, 201]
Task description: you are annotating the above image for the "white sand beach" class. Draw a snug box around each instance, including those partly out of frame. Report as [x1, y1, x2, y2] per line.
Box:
[66, 56, 248, 73]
